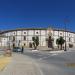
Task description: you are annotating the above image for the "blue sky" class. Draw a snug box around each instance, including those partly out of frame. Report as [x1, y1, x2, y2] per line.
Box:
[0, 0, 75, 31]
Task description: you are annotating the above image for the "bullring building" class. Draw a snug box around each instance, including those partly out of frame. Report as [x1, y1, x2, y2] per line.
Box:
[0, 27, 75, 49]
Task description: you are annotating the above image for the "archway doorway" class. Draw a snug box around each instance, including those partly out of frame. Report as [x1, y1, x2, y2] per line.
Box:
[47, 36, 53, 48]
[13, 43, 15, 48]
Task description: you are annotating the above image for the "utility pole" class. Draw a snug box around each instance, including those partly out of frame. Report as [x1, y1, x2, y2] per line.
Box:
[64, 17, 69, 51]
[64, 21, 67, 51]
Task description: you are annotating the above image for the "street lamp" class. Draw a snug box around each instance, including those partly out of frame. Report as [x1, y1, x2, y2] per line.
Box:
[64, 18, 69, 51]
[64, 22, 67, 51]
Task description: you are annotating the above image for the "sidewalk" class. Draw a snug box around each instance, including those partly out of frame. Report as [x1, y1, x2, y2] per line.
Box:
[0, 53, 42, 75]
[0, 55, 11, 71]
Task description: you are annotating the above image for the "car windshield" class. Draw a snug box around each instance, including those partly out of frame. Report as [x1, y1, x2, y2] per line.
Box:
[14, 47, 20, 49]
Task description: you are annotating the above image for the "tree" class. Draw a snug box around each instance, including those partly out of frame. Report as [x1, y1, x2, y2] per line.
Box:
[56, 37, 65, 50]
[32, 36, 39, 49]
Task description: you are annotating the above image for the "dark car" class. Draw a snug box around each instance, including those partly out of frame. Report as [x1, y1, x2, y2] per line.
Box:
[13, 47, 22, 52]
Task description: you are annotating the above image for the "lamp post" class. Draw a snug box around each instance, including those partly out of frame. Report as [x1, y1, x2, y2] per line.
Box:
[64, 22, 67, 51]
[64, 18, 69, 51]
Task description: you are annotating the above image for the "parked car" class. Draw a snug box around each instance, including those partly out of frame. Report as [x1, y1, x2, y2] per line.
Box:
[13, 47, 22, 52]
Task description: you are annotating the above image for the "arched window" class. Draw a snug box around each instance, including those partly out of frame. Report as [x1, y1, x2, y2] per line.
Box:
[36, 32, 38, 34]
[24, 32, 26, 34]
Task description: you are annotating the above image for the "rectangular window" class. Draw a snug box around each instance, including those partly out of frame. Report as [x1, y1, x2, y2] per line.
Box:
[24, 36, 26, 40]
[13, 36, 15, 41]
[24, 43, 26, 46]
[69, 38, 71, 42]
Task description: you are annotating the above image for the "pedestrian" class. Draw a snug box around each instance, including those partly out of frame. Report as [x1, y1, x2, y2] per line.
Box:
[21, 46, 24, 53]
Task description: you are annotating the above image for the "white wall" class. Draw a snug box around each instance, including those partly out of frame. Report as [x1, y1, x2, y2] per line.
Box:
[54, 31, 58, 36]
[41, 30, 46, 35]
[40, 36, 46, 46]
[1, 38, 8, 47]
[1, 29, 75, 48]
[17, 31, 21, 35]
[28, 30, 34, 35]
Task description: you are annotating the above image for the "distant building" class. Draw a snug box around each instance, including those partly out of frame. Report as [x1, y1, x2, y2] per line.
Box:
[0, 35, 8, 48]
[0, 28, 75, 49]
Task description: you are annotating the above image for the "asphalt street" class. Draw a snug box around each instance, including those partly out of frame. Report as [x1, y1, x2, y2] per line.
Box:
[23, 49, 75, 75]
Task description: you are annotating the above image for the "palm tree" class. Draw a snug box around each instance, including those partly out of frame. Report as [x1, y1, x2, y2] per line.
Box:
[56, 37, 65, 50]
[32, 36, 39, 49]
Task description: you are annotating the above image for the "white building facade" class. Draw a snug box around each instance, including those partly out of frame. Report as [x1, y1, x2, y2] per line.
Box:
[0, 28, 75, 49]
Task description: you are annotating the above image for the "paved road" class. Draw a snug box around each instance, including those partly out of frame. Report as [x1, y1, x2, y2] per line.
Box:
[23, 49, 75, 75]
[1, 53, 42, 75]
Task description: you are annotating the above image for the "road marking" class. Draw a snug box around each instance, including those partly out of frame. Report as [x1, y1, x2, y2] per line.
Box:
[39, 58, 43, 60]
[0, 56, 11, 71]
[39, 56, 49, 60]
[51, 53, 58, 56]
[50, 51, 64, 54]
[66, 63, 75, 68]
[34, 62, 44, 75]
[32, 50, 38, 52]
